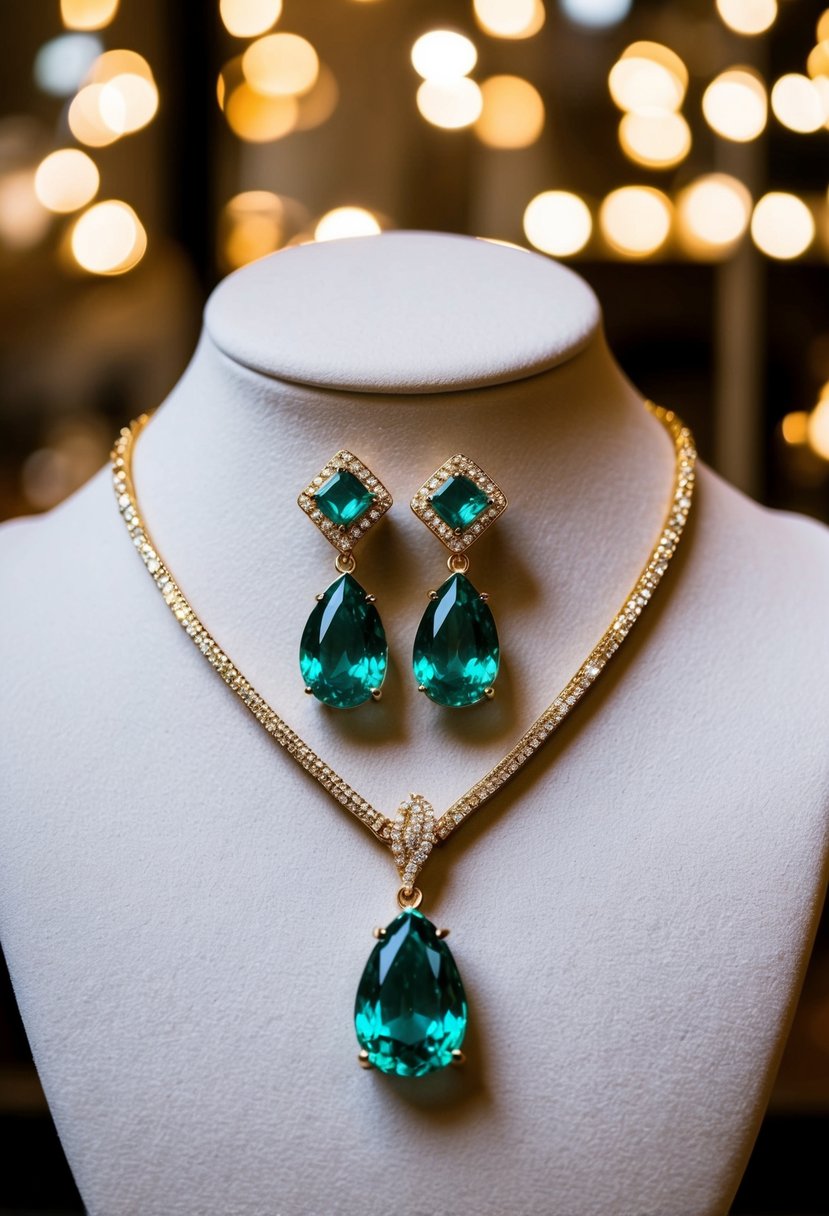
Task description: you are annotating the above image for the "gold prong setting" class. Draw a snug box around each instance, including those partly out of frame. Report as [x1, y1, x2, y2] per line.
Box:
[298, 450, 392, 554]
[410, 453, 507, 555]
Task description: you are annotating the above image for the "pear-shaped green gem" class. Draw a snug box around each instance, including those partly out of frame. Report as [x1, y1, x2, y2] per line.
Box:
[412, 573, 499, 707]
[354, 908, 468, 1077]
[299, 573, 387, 708]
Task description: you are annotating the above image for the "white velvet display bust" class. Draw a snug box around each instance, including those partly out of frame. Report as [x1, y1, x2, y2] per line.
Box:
[1, 231, 828, 1216]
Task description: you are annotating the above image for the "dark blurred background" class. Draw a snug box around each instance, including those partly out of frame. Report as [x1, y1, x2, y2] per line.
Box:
[1, 1, 828, 1212]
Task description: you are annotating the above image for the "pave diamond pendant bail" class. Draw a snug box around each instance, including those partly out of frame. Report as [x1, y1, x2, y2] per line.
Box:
[391, 795, 437, 888]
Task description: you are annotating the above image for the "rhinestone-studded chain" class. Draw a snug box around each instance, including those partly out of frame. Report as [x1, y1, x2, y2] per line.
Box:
[111, 404, 695, 853]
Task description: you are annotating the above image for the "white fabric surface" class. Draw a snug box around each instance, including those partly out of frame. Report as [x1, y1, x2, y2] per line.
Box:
[1, 232, 827, 1216]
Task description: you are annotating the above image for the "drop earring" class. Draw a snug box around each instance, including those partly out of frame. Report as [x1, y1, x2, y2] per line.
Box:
[410, 454, 507, 707]
[297, 451, 392, 708]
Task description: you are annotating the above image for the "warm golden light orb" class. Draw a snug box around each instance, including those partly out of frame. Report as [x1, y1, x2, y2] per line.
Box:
[416, 78, 483, 128]
[750, 193, 815, 259]
[220, 0, 282, 38]
[71, 200, 147, 274]
[411, 30, 478, 80]
[314, 206, 382, 241]
[35, 149, 99, 213]
[702, 68, 767, 141]
[608, 42, 688, 114]
[523, 191, 592, 256]
[475, 76, 545, 148]
[242, 33, 319, 97]
[60, 0, 119, 31]
[676, 174, 752, 256]
[472, 0, 545, 39]
[618, 111, 691, 168]
[715, 0, 777, 36]
[599, 186, 672, 257]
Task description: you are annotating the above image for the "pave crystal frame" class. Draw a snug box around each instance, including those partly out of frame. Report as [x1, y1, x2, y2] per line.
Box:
[298, 451, 392, 554]
[410, 454, 507, 554]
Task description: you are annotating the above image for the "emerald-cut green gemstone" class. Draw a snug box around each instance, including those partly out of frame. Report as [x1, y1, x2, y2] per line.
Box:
[314, 470, 375, 527]
[354, 908, 467, 1077]
[412, 573, 499, 707]
[299, 573, 387, 708]
[430, 475, 489, 532]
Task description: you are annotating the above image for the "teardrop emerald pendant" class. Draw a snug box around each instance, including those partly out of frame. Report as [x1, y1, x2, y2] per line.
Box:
[299, 573, 387, 708]
[355, 908, 468, 1076]
[412, 573, 499, 707]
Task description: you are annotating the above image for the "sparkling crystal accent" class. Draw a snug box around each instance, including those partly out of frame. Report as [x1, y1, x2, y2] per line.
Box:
[354, 908, 467, 1076]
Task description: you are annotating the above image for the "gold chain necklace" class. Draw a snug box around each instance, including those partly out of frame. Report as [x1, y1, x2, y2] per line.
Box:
[111, 403, 696, 1077]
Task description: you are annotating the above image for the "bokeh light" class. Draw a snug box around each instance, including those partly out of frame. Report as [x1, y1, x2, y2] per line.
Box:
[0, 169, 51, 250]
[221, 191, 284, 268]
[781, 411, 810, 446]
[474, 76, 545, 148]
[817, 9, 829, 42]
[472, 0, 545, 39]
[806, 42, 829, 81]
[33, 33, 102, 97]
[220, 0, 283, 38]
[411, 31, 478, 81]
[70, 199, 147, 274]
[87, 48, 154, 84]
[608, 43, 687, 114]
[99, 74, 159, 134]
[750, 192, 814, 259]
[314, 206, 381, 241]
[560, 0, 631, 28]
[702, 68, 767, 141]
[416, 78, 483, 129]
[523, 190, 592, 256]
[676, 174, 752, 256]
[68, 83, 120, 146]
[225, 83, 298, 140]
[242, 33, 319, 97]
[771, 74, 826, 133]
[618, 111, 691, 168]
[715, 0, 777, 36]
[60, 0, 119, 31]
[34, 148, 99, 213]
[599, 186, 672, 257]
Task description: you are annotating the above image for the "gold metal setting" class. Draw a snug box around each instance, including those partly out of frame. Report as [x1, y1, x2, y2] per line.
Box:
[410, 453, 507, 555]
[298, 450, 392, 556]
[112, 404, 696, 881]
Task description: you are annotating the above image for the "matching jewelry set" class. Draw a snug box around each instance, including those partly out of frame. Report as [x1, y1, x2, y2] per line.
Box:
[111, 403, 696, 1082]
[297, 449, 507, 711]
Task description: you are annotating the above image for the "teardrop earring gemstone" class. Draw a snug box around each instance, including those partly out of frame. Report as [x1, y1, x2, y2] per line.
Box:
[412, 572, 499, 707]
[354, 908, 468, 1076]
[300, 572, 387, 708]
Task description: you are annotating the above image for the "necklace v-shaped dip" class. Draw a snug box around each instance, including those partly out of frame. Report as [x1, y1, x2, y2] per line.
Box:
[111, 404, 696, 1079]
